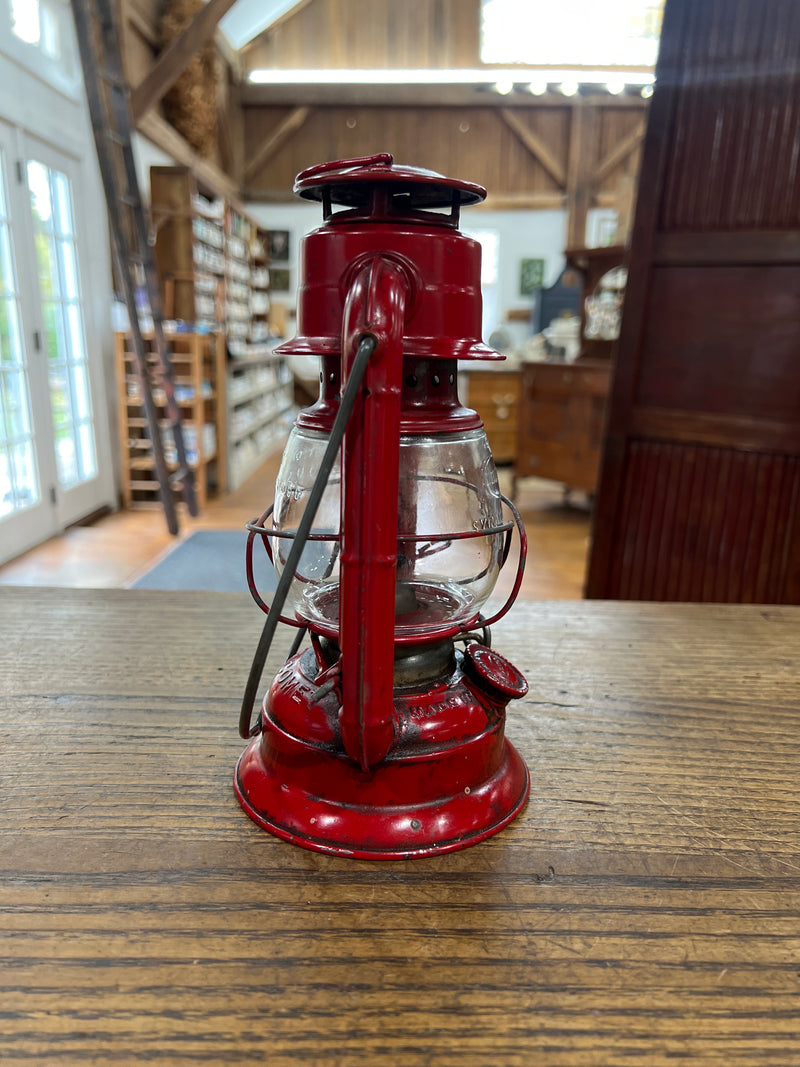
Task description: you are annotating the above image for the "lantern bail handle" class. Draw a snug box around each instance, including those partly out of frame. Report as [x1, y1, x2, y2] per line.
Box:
[238, 333, 378, 739]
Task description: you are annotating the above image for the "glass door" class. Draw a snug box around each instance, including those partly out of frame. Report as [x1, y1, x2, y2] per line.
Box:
[0, 122, 114, 565]
[0, 122, 51, 561]
[26, 146, 100, 517]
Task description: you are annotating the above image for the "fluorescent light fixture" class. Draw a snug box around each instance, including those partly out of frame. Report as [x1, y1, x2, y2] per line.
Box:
[247, 67, 656, 87]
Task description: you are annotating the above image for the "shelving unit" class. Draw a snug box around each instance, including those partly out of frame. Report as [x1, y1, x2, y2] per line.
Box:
[150, 165, 226, 331]
[224, 204, 253, 359]
[227, 354, 293, 490]
[115, 331, 227, 510]
[148, 165, 293, 496]
[565, 245, 627, 362]
[248, 228, 271, 352]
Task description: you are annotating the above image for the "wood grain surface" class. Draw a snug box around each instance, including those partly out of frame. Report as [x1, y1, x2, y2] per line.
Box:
[2, 588, 800, 1065]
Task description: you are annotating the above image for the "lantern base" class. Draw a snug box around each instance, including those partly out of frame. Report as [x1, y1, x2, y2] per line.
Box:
[235, 737, 529, 860]
[234, 648, 530, 859]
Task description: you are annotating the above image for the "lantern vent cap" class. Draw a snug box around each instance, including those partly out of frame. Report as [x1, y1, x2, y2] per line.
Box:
[293, 153, 486, 216]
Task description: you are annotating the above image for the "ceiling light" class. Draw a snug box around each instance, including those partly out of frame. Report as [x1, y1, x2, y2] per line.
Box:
[606, 78, 626, 95]
[641, 84, 654, 98]
[494, 79, 514, 95]
[527, 79, 548, 96]
[558, 80, 579, 97]
[246, 68, 655, 88]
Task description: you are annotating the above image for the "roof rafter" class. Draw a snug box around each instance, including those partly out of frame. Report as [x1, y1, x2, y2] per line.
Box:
[131, 0, 239, 122]
[499, 108, 567, 188]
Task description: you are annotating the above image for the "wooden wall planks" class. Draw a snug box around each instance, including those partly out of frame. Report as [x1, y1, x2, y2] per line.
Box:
[241, 101, 647, 209]
[243, 0, 483, 70]
[242, 104, 572, 200]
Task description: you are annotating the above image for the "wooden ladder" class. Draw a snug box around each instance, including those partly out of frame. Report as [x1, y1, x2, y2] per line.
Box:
[70, 0, 198, 534]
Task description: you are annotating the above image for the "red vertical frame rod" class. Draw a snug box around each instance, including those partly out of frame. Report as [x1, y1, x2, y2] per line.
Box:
[339, 257, 410, 771]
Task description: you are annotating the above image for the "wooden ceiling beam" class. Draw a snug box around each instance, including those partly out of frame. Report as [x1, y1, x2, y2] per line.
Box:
[124, 1, 158, 48]
[241, 84, 649, 109]
[500, 107, 566, 188]
[137, 110, 239, 203]
[593, 119, 646, 184]
[244, 106, 310, 184]
[130, 0, 239, 123]
[480, 191, 566, 210]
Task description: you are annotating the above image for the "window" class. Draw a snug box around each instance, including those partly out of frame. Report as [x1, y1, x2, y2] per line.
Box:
[464, 229, 500, 340]
[4, 0, 78, 98]
[481, 0, 664, 69]
[11, 0, 61, 60]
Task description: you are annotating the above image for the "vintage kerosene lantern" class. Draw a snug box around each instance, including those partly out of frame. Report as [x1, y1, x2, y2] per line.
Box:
[236, 154, 529, 858]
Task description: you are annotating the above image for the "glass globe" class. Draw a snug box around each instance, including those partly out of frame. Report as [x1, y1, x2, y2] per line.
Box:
[271, 425, 505, 638]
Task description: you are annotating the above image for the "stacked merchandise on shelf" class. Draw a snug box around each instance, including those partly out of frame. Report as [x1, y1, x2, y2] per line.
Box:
[248, 228, 272, 357]
[227, 357, 294, 490]
[225, 206, 252, 360]
[190, 197, 225, 332]
[149, 166, 297, 493]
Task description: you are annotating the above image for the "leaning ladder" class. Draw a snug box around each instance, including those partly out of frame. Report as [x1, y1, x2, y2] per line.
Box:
[70, 0, 198, 534]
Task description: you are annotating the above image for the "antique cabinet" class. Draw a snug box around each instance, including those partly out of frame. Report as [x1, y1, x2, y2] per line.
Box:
[514, 360, 611, 495]
[463, 369, 520, 466]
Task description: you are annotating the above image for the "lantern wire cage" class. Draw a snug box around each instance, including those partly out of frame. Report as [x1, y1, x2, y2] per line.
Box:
[238, 334, 528, 738]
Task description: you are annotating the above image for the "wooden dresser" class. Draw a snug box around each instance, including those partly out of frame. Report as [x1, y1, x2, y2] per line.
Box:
[514, 360, 611, 494]
[464, 369, 520, 465]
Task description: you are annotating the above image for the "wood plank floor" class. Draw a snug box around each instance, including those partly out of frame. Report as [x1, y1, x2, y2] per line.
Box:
[0, 450, 592, 598]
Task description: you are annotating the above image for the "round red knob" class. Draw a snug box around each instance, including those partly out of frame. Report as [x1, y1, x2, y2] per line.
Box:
[463, 645, 528, 701]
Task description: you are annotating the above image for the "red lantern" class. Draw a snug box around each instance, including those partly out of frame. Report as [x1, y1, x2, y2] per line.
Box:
[235, 154, 529, 858]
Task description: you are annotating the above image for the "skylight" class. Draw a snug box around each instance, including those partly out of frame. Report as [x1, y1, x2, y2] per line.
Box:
[481, 0, 664, 69]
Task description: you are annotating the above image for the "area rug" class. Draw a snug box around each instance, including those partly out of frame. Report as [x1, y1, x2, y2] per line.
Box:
[131, 530, 277, 594]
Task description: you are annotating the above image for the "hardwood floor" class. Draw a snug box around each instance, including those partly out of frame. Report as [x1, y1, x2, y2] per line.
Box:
[0, 451, 591, 599]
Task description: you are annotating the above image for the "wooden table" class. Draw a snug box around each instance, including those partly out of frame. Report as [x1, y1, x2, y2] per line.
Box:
[2, 588, 799, 1065]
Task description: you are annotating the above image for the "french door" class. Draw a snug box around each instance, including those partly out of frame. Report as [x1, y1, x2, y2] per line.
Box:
[0, 120, 113, 564]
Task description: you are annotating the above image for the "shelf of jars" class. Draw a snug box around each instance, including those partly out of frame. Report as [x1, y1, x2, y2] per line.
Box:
[114, 330, 227, 511]
[227, 354, 294, 490]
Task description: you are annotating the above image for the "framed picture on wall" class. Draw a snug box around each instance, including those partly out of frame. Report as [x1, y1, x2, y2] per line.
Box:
[519, 258, 545, 295]
[268, 230, 290, 261]
[271, 268, 291, 292]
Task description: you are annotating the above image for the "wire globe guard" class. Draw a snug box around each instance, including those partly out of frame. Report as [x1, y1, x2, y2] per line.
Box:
[234, 155, 531, 858]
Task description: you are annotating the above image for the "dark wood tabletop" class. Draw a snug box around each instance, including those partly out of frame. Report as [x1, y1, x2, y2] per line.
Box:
[2, 587, 799, 1065]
